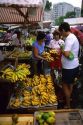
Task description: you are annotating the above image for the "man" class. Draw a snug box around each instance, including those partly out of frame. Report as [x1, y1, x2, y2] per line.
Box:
[59, 22, 79, 108]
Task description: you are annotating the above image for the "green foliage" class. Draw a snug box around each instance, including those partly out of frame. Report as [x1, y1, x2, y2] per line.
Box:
[55, 16, 65, 25]
[45, 0, 52, 11]
[55, 11, 76, 25]
[65, 11, 76, 18]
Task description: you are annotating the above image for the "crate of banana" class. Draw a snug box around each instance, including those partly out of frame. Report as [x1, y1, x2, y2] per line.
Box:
[8, 74, 57, 109]
[1, 64, 30, 83]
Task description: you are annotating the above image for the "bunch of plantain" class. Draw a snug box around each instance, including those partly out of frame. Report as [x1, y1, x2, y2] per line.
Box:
[1, 63, 30, 83]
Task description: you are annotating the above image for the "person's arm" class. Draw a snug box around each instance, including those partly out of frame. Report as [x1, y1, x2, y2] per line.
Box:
[62, 50, 70, 58]
[33, 47, 46, 60]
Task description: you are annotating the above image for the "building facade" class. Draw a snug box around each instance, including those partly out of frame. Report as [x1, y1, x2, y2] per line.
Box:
[52, 2, 74, 20]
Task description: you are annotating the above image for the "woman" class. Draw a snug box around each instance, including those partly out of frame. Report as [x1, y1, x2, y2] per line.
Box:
[32, 31, 46, 75]
[48, 30, 64, 70]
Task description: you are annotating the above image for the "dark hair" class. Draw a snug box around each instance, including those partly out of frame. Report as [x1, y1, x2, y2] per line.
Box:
[53, 30, 60, 37]
[37, 31, 46, 41]
[59, 22, 71, 32]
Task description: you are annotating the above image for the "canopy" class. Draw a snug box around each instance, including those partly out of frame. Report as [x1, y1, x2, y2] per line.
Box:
[0, 0, 43, 7]
[0, 0, 44, 24]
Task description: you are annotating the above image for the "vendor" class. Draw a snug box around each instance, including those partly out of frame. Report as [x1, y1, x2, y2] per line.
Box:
[12, 31, 24, 51]
[32, 31, 46, 75]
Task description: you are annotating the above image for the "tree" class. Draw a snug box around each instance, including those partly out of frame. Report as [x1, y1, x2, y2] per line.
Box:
[55, 16, 65, 25]
[65, 11, 76, 18]
[55, 11, 76, 25]
[45, 0, 52, 11]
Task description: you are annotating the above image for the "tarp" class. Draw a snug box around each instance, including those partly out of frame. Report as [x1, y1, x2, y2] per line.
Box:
[64, 18, 83, 25]
[0, 0, 44, 24]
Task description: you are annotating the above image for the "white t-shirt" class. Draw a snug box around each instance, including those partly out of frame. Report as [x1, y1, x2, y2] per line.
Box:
[61, 33, 79, 69]
[48, 39, 64, 49]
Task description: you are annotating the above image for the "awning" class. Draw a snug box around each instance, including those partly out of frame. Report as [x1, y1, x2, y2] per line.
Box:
[0, 0, 43, 24]
[0, 0, 43, 7]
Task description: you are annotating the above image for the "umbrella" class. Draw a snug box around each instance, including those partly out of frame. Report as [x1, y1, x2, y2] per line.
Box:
[71, 27, 83, 46]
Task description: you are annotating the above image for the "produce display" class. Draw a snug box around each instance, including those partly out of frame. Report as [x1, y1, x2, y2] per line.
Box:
[1, 63, 30, 82]
[8, 50, 32, 58]
[9, 74, 57, 108]
[34, 111, 56, 125]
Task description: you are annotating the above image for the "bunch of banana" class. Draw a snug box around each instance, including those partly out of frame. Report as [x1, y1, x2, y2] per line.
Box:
[31, 96, 40, 106]
[32, 84, 46, 95]
[15, 69, 30, 81]
[40, 92, 49, 104]
[40, 77, 47, 84]
[22, 90, 31, 97]
[46, 84, 54, 90]
[48, 94, 57, 104]
[22, 96, 31, 106]
[42, 51, 54, 62]
[16, 63, 30, 70]
[37, 84, 46, 93]
[49, 49, 58, 54]
[32, 79, 40, 87]
[31, 86, 39, 95]
[1, 68, 17, 82]
[1, 64, 31, 83]
[10, 98, 21, 108]
[24, 78, 32, 87]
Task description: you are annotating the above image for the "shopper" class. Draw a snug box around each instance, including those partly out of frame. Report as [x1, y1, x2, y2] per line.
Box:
[59, 22, 79, 108]
[48, 30, 64, 70]
[32, 31, 46, 75]
[45, 31, 52, 46]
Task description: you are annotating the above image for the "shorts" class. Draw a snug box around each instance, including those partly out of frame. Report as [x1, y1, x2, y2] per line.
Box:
[62, 67, 79, 84]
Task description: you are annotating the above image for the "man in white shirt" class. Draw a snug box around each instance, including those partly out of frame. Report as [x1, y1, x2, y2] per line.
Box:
[59, 22, 79, 109]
